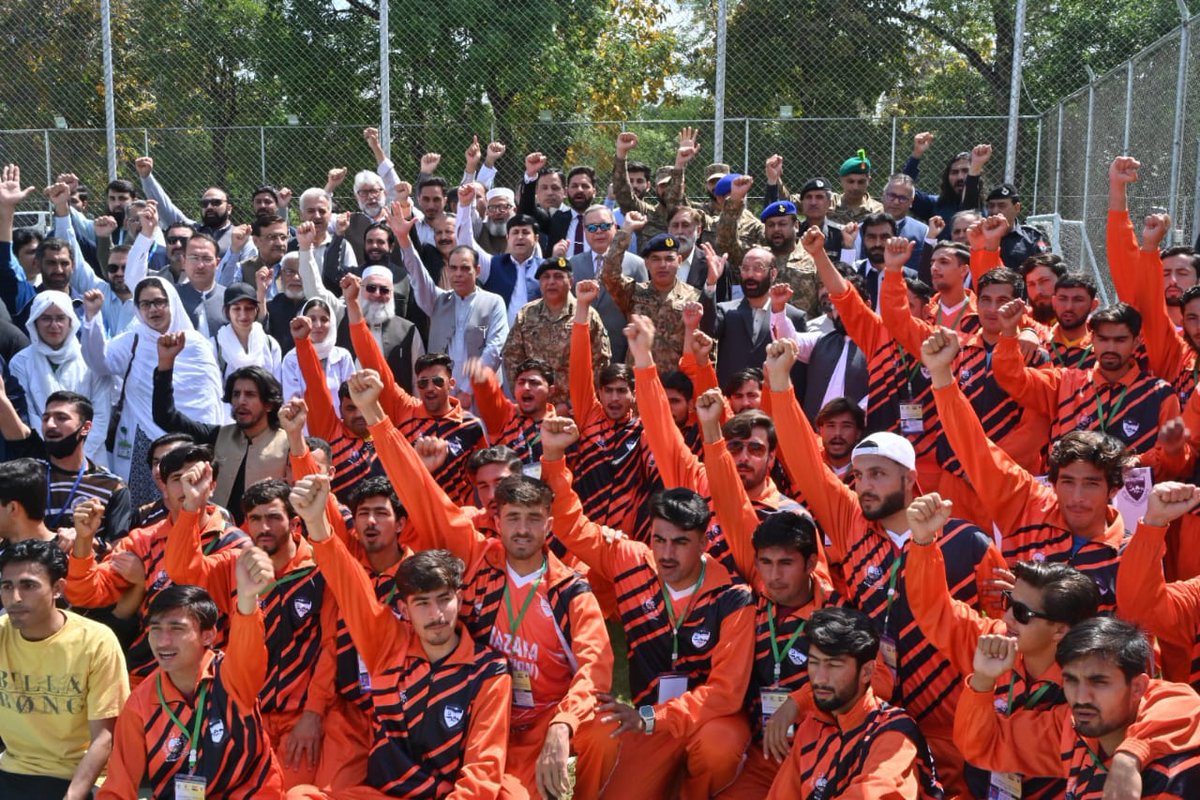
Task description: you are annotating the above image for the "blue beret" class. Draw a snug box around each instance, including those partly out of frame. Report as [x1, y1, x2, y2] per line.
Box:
[760, 201, 797, 222]
[713, 173, 743, 198]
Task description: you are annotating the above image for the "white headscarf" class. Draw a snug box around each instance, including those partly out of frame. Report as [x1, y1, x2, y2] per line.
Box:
[216, 320, 274, 374]
[19, 291, 86, 418]
[301, 297, 337, 360]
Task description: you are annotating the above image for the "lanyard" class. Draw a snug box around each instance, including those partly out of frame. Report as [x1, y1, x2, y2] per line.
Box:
[661, 560, 707, 664]
[503, 559, 546, 636]
[45, 462, 86, 530]
[1094, 384, 1130, 434]
[880, 556, 902, 632]
[157, 674, 208, 775]
[262, 565, 315, 596]
[1005, 677, 1054, 715]
[767, 602, 807, 685]
[935, 301, 968, 331]
[896, 346, 921, 397]
[1053, 341, 1091, 369]
[1082, 741, 1108, 773]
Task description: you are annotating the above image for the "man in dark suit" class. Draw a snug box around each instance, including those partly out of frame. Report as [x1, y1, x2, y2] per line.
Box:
[175, 233, 228, 337]
[855, 212, 916, 310]
[335, 267, 425, 390]
[668, 206, 732, 302]
[700, 246, 805, 391]
[570, 205, 647, 363]
[456, 185, 543, 326]
[518, 153, 597, 256]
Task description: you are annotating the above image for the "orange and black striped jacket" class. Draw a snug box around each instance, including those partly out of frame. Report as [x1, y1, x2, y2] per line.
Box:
[568, 321, 662, 540]
[98, 607, 284, 799]
[544, 456, 754, 732]
[991, 334, 1189, 479]
[771, 385, 1007, 762]
[65, 509, 246, 681]
[1045, 326, 1096, 371]
[908, 537, 1067, 799]
[295, 335, 384, 501]
[954, 677, 1200, 799]
[364, 412, 613, 734]
[472, 366, 553, 469]
[311, 531, 511, 798]
[928, 291, 980, 335]
[1118, 520, 1200, 690]
[932, 379, 1127, 610]
[164, 509, 335, 718]
[767, 689, 944, 800]
[350, 317, 487, 506]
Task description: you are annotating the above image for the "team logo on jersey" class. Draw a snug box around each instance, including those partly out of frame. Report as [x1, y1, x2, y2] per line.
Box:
[642, 597, 658, 616]
[447, 437, 464, 457]
[293, 596, 313, 619]
[994, 697, 1009, 713]
[209, 718, 225, 743]
[1121, 418, 1139, 438]
[690, 629, 712, 649]
[864, 564, 884, 586]
[959, 368, 971, 383]
[1125, 472, 1148, 501]
[442, 704, 465, 729]
[1032, 551, 1046, 562]
[788, 647, 807, 666]
[919, 365, 931, 380]
[165, 735, 185, 762]
[1076, 414, 1092, 430]
[151, 570, 171, 590]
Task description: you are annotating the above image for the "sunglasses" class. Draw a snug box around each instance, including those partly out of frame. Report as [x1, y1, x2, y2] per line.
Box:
[165, 235, 192, 245]
[585, 222, 614, 233]
[726, 440, 769, 456]
[1002, 590, 1052, 624]
[364, 284, 391, 296]
[199, 198, 225, 208]
[416, 376, 447, 389]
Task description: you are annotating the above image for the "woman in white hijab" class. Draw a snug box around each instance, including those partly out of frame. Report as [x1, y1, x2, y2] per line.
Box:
[213, 282, 283, 382]
[80, 276, 224, 505]
[279, 296, 354, 401]
[8, 291, 114, 466]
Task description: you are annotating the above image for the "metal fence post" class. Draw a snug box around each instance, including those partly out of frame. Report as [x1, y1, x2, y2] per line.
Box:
[1032, 116, 1043, 214]
[1005, 0, 1028, 183]
[379, 0, 391, 154]
[1080, 68, 1096, 240]
[43, 130, 52, 187]
[260, 127, 267, 184]
[890, 116, 897, 174]
[1123, 60, 1134, 153]
[1168, 1, 1191, 242]
[743, 118, 750, 173]
[1192, 137, 1200, 242]
[713, 0, 727, 163]
[100, 0, 117, 180]
[1054, 103, 1064, 218]
[143, 128, 149, 156]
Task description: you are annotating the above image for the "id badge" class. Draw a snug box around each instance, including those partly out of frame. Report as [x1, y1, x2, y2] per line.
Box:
[115, 425, 133, 461]
[899, 402, 924, 434]
[512, 669, 535, 708]
[175, 774, 207, 800]
[987, 771, 1022, 800]
[879, 634, 898, 674]
[657, 672, 689, 703]
[357, 654, 372, 692]
[760, 688, 790, 727]
[522, 461, 542, 479]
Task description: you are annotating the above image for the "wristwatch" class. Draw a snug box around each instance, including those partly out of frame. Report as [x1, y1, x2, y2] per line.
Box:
[638, 705, 656, 735]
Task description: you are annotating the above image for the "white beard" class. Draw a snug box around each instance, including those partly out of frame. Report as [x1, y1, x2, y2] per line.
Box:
[284, 286, 306, 300]
[485, 220, 508, 237]
[674, 234, 695, 258]
[359, 200, 384, 219]
[360, 297, 394, 327]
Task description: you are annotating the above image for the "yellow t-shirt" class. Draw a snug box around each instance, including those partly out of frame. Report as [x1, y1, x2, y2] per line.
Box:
[0, 609, 130, 779]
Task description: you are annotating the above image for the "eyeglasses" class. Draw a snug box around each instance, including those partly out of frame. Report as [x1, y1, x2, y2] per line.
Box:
[166, 235, 192, 245]
[137, 298, 169, 310]
[186, 254, 217, 265]
[726, 440, 769, 456]
[260, 233, 289, 242]
[199, 198, 225, 208]
[884, 192, 913, 203]
[1002, 590, 1053, 624]
[106, 263, 125, 273]
[486, 203, 513, 212]
[356, 188, 383, 198]
[416, 376, 447, 389]
[585, 222, 614, 233]
[364, 284, 391, 296]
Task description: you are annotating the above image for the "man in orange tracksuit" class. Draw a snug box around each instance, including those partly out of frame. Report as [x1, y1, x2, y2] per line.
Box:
[65, 443, 247, 684]
[766, 607, 943, 799]
[468, 355, 555, 472]
[165, 471, 335, 788]
[541, 415, 755, 799]
[922, 328, 1131, 610]
[905, 490, 1100, 799]
[287, 474, 512, 800]
[1117, 481, 1200, 689]
[954, 619, 1200, 799]
[345, 370, 618, 799]
[100, 554, 284, 799]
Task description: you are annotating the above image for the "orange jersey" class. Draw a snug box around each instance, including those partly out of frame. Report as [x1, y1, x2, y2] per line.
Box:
[312, 532, 511, 798]
[99, 608, 284, 800]
[954, 677, 1200, 799]
[767, 689, 943, 799]
[66, 510, 246, 679]
[472, 367, 552, 468]
[929, 291, 980, 335]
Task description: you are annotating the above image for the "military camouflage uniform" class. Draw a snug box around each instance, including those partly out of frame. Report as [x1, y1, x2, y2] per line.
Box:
[714, 199, 820, 317]
[503, 296, 611, 408]
[602, 230, 701, 374]
[612, 157, 683, 241]
[775, 178, 884, 225]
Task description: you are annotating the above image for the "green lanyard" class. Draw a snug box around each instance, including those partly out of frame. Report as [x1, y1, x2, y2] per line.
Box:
[1005, 677, 1054, 715]
[1094, 384, 1130, 434]
[503, 559, 547, 636]
[661, 560, 707, 664]
[156, 674, 208, 775]
[936, 301, 969, 331]
[1053, 341, 1092, 369]
[896, 346, 921, 398]
[880, 557, 902, 632]
[262, 565, 315, 596]
[1083, 741, 1108, 773]
[384, 579, 399, 607]
[767, 602, 807, 686]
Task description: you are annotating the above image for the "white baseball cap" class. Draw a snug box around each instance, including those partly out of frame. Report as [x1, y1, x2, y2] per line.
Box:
[851, 432, 916, 471]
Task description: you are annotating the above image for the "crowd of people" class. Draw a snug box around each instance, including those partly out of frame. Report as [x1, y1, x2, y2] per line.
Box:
[0, 123, 1199, 799]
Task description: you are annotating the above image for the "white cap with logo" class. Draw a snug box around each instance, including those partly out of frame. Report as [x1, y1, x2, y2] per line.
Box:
[850, 432, 916, 471]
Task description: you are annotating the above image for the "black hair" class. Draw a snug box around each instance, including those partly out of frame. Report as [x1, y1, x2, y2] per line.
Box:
[395, 549, 464, 599]
[186, 232, 219, 256]
[807, 606, 879, 667]
[626, 160, 651, 181]
[722, 409, 777, 450]
[0, 537, 68, 583]
[417, 176, 449, 194]
[507, 214, 540, 235]
[1056, 616, 1152, 682]
[147, 584, 219, 631]
[448, 245, 479, 268]
[0, 459, 48, 520]
[860, 212, 897, 236]
[146, 433, 195, 469]
[251, 214, 288, 236]
[494, 475, 553, 512]
[364, 220, 396, 247]
[1011, 561, 1101, 625]
[107, 178, 137, 197]
[751, 511, 818, 558]
[1054, 273, 1098, 299]
[1161, 246, 1200, 280]
[251, 185, 279, 204]
[240, 478, 295, 517]
[304, 436, 333, 463]
[348, 476, 406, 518]
[648, 487, 712, 534]
[466, 446, 522, 477]
[1088, 303, 1142, 338]
[930, 240, 970, 265]
[13, 228, 43, 254]
[223, 367, 283, 427]
[816, 397, 866, 430]
[598, 363, 634, 390]
[660, 370, 695, 401]
[1019, 253, 1068, 280]
[513, 358, 555, 386]
[566, 166, 597, 185]
[158, 444, 217, 483]
[1047, 430, 1129, 489]
[44, 390, 94, 424]
[977, 266, 1024, 296]
[723, 367, 763, 397]
[35, 237, 72, 264]
[905, 277, 934, 303]
[415, 352, 454, 376]
[938, 152, 971, 202]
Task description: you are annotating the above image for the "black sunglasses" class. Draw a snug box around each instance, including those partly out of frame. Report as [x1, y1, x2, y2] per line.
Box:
[199, 198, 225, 208]
[1003, 590, 1052, 624]
[166, 235, 191, 245]
[106, 262, 125, 273]
[416, 376, 447, 389]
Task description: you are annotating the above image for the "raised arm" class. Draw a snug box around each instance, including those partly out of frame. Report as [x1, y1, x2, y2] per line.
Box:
[612, 133, 654, 217]
[989, 302, 1062, 418]
[455, 184, 493, 277]
[602, 218, 642, 316]
[152, 333, 221, 444]
[569, 282, 605, 423]
[227, 547, 273, 709]
[697, 390, 758, 584]
[135, 157, 194, 229]
[0, 165, 38, 318]
[878, 237, 934, 354]
[163, 464, 236, 612]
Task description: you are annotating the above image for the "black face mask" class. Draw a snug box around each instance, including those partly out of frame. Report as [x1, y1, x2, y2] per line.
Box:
[44, 427, 85, 459]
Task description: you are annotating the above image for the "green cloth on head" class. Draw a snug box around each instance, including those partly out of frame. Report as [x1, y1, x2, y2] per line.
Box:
[839, 148, 871, 176]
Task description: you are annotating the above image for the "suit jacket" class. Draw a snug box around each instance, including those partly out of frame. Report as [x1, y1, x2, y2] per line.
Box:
[855, 260, 917, 311]
[799, 219, 845, 258]
[425, 287, 507, 362]
[176, 283, 228, 336]
[570, 250, 646, 363]
[701, 296, 807, 392]
[517, 178, 573, 253]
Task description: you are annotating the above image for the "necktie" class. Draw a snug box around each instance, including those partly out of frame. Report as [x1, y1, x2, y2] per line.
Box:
[595, 254, 604, 279]
[572, 214, 584, 257]
[196, 290, 210, 337]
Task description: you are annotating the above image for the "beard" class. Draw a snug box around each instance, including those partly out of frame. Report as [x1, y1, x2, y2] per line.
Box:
[673, 234, 695, 257]
[359, 296, 394, 326]
[742, 278, 770, 299]
[359, 200, 384, 218]
[1031, 301, 1057, 324]
[486, 220, 508, 238]
[860, 486, 908, 521]
[201, 208, 229, 228]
